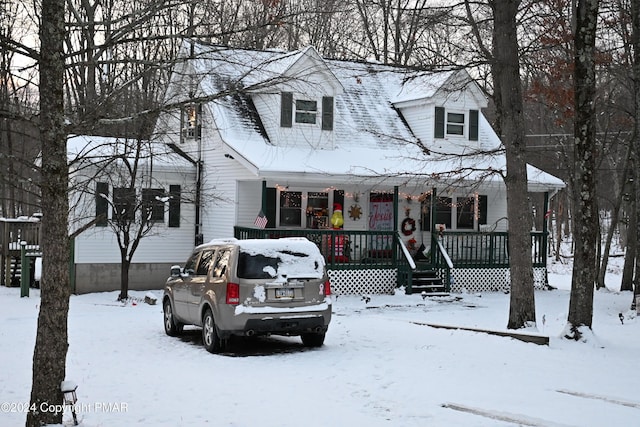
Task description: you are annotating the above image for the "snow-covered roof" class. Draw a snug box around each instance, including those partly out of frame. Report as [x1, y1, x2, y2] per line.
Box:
[67, 135, 194, 170]
[191, 44, 342, 93]
[182, 43, 564, 191]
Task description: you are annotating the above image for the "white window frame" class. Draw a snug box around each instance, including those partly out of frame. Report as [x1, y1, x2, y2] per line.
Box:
[295, 99, 318, 124]
[446, 111, 465, 136]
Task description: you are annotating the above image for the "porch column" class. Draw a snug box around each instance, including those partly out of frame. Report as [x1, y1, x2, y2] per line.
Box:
[393, 186, 398, 260]
[195, 160, 203, 245]
[393, 186, 399, 233]
[542, 191, 549, 265]
[261, 180, 267, 215]
[431, 187, 437, 264]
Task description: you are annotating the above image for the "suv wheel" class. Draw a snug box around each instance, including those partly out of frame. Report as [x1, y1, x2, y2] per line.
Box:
[163, 299, 183, 336]
[202, 308, 224, 353]
[301, 332, 325, 347]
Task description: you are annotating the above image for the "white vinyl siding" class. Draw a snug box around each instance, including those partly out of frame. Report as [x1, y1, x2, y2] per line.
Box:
[237, 181, 264, 228]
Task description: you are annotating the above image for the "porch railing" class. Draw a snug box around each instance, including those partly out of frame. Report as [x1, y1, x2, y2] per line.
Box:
[234, 226, 407, 271]
[233, 227, 548, 290]
[436, 231, 546, 268]
[1, 218, 41, 287]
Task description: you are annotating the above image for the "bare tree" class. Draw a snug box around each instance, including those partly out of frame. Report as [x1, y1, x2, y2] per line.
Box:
[349, 0, 452, 65]
[69, 137, 186, 301]
[620, 176, 636, 291]
[486, 0, 537, 329]
[63, 0, 185, 137]
[631, 0, 640, 308]
[26, 0, 70, 424]
[0, 0, 40, 217]
[60, 1, 192, 299]
[566, 0, 600, 339]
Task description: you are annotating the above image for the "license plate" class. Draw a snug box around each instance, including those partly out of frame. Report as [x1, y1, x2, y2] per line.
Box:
[275, 288, 294, 299]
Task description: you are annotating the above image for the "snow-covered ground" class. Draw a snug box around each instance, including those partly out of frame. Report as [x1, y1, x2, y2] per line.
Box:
[0, 259, 638, 427]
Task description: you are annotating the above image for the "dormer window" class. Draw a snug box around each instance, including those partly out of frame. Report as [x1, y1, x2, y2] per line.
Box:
[295, 100, 317, 124]
[280, 92, 334, 130]
[434, 107, 479, 141]
[446, 112, 465, 135]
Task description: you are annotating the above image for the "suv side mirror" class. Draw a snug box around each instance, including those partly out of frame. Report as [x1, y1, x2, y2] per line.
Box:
[170, 265, 182, 277]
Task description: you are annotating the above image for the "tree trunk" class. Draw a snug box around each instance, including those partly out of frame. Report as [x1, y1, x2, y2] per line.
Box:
[566, 0, 599, 338]
[119, 258, 130, 301]
[491, 0, 536, 329]
[632, 0, 640, 309]
[633, 259, 640, 310]
[620, 158, 638, 291]
[621, 196, 635, 291]
[555, 193, 564, 262]
[597, 153, 630, 289]
[26, 0, 70, 425]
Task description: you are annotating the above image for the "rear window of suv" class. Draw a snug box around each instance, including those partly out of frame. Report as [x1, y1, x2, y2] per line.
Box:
[237, 252, 281, 279]
[236, 240, 325, 280]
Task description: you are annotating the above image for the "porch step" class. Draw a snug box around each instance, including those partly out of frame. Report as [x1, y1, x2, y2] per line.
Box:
[407, 269, 447, 295]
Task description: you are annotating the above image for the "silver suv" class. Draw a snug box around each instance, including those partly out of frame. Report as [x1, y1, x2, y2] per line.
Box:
[163, 237, 332, 353]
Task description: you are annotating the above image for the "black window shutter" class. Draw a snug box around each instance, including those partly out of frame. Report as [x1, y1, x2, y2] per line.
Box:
[95, 182, 109, 226]
[469, 109, 479, 141]
[434, 106, 445, 138]
[478, 195, 488, 226]
[169, 185, 181, 228]
[322, 96, 334, 131]
[280, 92, 293, 128]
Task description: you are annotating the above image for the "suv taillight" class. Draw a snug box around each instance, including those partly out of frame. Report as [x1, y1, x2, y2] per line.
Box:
[323, 280, 332, 296]
[226, 282, 240, 304]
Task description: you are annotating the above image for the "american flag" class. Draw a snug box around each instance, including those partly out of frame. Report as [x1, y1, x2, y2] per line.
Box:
[254, 210, 268, 229]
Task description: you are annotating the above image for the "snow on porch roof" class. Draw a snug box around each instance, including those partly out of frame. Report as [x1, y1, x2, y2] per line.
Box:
[223, 133, 565, 191]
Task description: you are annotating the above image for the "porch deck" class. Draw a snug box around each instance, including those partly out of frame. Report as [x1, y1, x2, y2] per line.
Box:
[234, 226, 549, 294]
[1, 218, 41, 287]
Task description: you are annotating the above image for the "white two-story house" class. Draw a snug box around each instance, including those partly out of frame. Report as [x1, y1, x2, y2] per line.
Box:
[68, 42, 564, 295]
[146, 41, 565, 296]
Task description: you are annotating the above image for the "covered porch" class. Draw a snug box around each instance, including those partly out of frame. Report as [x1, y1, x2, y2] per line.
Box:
[234, 226, 549, 295]
[233, 184, 555, 295]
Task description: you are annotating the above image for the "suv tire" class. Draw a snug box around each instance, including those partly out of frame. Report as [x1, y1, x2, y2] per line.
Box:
[202, 308, 224, 353]
[163, 299, 183, 336]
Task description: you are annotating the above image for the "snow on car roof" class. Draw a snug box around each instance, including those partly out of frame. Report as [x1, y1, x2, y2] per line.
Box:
[202, 237, 325, 279]
[204, 238, 239, 246]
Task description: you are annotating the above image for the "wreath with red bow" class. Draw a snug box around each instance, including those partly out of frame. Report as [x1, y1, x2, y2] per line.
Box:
[401, 217, 416, 236]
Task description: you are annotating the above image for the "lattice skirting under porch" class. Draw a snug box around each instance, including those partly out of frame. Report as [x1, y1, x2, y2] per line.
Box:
[450, 267, 548, 293]
[328, 266, 549, 295]
[328, 268, 396, 295]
